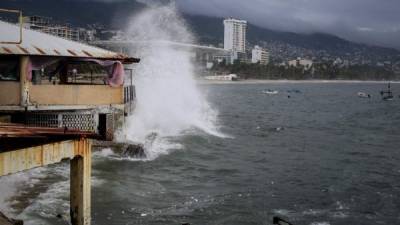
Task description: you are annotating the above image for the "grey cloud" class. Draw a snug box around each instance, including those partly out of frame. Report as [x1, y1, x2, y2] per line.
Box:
[176, 0, 400, 49]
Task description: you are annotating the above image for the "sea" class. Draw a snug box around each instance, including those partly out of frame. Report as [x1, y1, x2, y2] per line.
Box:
[1, 82, 400, 225]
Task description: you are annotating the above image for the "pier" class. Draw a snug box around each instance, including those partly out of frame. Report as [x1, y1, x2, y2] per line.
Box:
[0, 124, 96, 225]
[0, 10, 139, 225]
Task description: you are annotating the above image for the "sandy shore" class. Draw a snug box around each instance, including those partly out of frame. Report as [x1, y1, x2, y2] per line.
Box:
[197, 79, 400, 84]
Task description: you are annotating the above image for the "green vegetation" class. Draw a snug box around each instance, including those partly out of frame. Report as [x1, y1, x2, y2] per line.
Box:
[210, 61, 399, 80]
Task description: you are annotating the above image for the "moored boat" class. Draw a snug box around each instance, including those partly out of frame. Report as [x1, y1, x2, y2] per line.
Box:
[380, 82, 394, 101]
[357, 92, 371, 98]
[262, 89, 278, 95]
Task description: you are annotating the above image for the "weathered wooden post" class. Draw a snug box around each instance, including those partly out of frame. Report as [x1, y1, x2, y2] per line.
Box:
[70, 139, 92, 225]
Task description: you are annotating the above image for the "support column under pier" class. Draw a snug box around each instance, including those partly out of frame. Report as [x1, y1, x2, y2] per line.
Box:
[70, 139, 92, 225]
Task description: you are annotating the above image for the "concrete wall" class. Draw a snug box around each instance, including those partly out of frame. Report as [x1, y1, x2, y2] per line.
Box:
[0, 82, 20, 105]
[30, 85, 123, 106]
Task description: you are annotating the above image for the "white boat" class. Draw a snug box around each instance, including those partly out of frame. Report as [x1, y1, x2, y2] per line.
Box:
[384, 96, 394, 101]
[262, 89, 278, 95]
[357, 92, 371, 98]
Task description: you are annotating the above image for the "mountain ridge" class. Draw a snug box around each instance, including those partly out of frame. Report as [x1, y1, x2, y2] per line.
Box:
[184, 14, 399, 54]
[0, 0, 399, 62]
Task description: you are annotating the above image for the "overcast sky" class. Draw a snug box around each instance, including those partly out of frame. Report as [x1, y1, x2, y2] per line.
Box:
[174, 0, 400, 49]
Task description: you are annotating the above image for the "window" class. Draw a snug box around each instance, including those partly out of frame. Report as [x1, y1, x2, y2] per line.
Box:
[0, 56, 19, 81]
[35, 60, 109, 85]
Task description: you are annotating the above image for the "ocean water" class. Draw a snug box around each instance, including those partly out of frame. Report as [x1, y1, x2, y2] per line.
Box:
[1, 4, 398, 225]
[2, 82, 400, 225]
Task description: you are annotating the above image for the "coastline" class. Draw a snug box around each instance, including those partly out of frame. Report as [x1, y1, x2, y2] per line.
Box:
[197, 79, 400, 84]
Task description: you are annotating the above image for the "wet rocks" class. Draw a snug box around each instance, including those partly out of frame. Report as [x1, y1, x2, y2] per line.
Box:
[93, 141, 146, 159]
[0, 212, 23, 225]
[122, 144, 146, 158]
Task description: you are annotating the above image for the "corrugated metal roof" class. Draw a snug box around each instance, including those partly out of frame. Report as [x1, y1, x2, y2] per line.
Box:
[0, 20, 138, 62]
[0, 123, 98, 138]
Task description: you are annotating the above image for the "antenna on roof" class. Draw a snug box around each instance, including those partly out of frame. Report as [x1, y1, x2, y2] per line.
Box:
[0, 9, 23, 44]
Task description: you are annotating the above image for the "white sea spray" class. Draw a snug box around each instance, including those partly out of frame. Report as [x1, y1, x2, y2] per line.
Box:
[120, 4, 226, 160]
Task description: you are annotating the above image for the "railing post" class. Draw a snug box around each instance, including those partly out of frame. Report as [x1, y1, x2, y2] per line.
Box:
[70, 139, 91, 225]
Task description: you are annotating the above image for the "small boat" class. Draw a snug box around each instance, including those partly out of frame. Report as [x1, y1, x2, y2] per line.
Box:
[287, 89, 301, 94]
[383, 95, 394, 101]
[380, 82, 394, 101]
[357, 92, 371, 98]
[262, 89, 278, 95]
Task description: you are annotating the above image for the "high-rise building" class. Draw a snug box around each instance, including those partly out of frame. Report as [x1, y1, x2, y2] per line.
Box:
[224, 18, 247, 53]
[252, 45, 270, 65]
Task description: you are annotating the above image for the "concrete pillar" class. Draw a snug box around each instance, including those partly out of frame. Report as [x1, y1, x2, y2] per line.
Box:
[20, 56, 30, 107]
[70, 139, 91, 225]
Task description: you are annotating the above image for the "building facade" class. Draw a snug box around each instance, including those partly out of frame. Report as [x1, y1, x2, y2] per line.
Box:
[251, 45, 269, 65]
[288, 57, 313, 69]
[23, 16, 79, 41]
[204, 74, 238, 81]
[22, 16, 95, 42]
[223, 18, 247, 53]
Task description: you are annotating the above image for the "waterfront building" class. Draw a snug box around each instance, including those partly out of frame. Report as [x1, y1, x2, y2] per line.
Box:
[223, 18, 247, 53]
[251, 45, 270, 65]
[204, 74, 238, 81]
[231, 51, 247, 64]
[0, 20, 139, 140]
[39, 25, 80, 41]
[213, 53, 232, 65]
[212, 51, 246, 65]
[23, 15, 80, 41]
[78, 28, 96, 42]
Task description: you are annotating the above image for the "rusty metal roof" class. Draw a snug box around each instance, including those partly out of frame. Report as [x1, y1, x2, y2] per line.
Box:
[0, 20, 139, 63]
[0, 123, 97, 138]
[0, 123, 98, 152]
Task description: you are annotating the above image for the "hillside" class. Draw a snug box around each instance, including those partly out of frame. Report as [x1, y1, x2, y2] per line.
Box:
[1, 0, 399, 62]
[184, 14, 399, 58]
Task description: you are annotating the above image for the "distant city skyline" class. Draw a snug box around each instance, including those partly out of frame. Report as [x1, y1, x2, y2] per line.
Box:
[175, 0, 400, 50]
